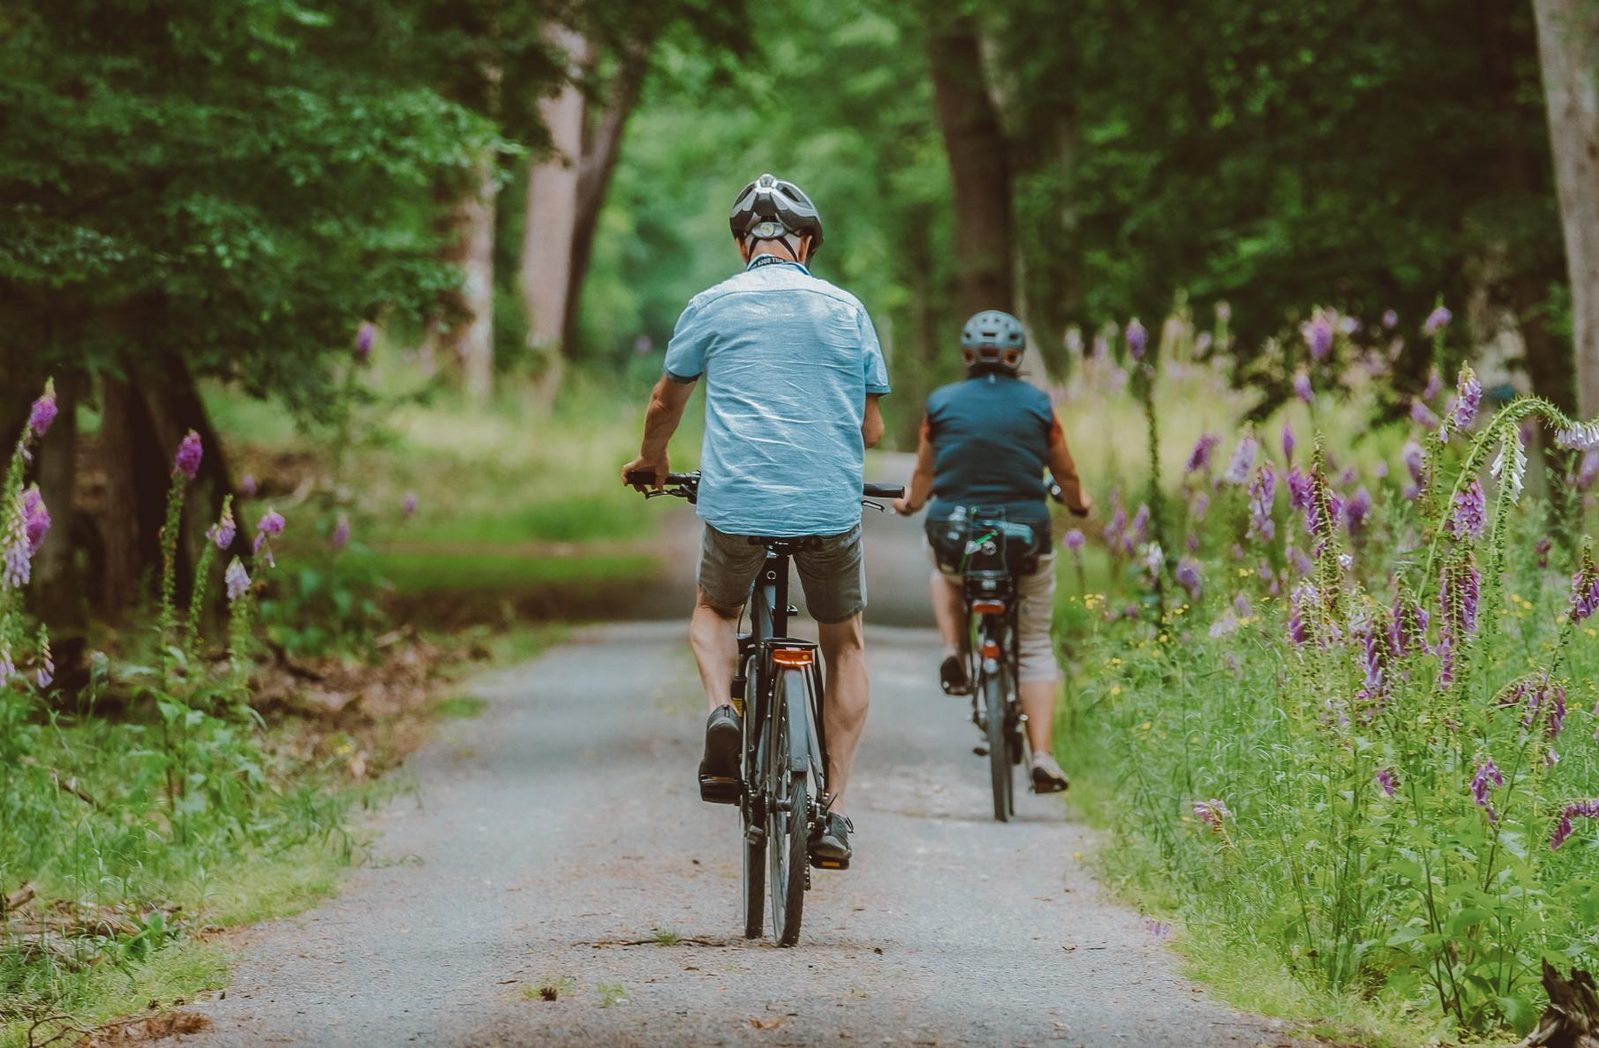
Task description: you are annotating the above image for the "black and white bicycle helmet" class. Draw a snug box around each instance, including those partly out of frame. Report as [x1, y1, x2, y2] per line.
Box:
[729, 173, 824, 255]
[960, 310, 1026, 374]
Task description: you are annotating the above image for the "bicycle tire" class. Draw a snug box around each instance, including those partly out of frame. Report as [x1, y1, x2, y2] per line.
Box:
[741, 657, 765, 940]
[984, 666, 1013, 822]
[767, 667, 809, 946]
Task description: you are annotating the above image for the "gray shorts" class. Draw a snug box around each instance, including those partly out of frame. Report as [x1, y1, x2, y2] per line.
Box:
[699, 523, 866, 625]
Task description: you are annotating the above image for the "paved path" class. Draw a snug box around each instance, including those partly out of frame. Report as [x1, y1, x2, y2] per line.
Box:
[184, 614, 1302, 1047]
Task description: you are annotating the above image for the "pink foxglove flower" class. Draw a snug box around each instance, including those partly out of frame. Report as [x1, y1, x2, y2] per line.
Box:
[331, 513, 351, 550]
[1193, 799, 1231, 831]
[404, 492, 419, 517]
[355, 321, 377, 362]
[1184, 434, 1221, 474]
[1422, 305, 1452, 337]
[1303, 312, 1334, 361]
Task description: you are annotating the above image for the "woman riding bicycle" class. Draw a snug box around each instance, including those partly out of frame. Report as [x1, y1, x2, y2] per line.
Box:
[893, 310, 1091, 794]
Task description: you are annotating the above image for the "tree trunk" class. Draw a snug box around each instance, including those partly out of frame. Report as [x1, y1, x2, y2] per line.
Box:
[443, 151, 499, 401]
[98, 376, 164, 613]
[928, 17, 1015, 319]
[1534, 0, 1599, 419]
[522, 27, 589, 398]
[561, 55, 649, 356]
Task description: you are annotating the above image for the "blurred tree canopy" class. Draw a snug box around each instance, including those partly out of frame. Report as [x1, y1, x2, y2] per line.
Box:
[586, 0, 1575, 428]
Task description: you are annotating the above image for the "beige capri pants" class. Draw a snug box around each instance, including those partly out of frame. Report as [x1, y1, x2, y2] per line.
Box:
[935, 550, 1060, 684]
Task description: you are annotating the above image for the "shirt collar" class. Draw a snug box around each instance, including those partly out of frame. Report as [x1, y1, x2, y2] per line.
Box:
[745, 253, 809, 275]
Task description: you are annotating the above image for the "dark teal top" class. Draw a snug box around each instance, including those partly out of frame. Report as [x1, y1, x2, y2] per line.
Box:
[923, 373, 1056, 551]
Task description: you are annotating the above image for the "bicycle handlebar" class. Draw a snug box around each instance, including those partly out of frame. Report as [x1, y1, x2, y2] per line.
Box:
[626, 470, 904, 501]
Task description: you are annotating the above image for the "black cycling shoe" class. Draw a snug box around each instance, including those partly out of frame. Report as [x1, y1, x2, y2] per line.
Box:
[698, 705, 742, 805]
[940, 654, 971, 695]
[809, 812, 854, 870]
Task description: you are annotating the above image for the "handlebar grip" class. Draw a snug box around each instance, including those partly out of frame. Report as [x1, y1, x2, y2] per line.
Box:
[863, 483, 905, 499]
[625, 470, 658, 487]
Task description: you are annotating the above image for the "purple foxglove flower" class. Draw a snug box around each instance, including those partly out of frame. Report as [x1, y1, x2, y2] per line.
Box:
[1338, 466, 1359, 487]
[1126, 318, 1148, 361]
[1570, 563, 1599, 623]
[1141, 541, 1164, 578]
[2, 532, 29, 589]
[1344, 487, 1372, 534]
[240, 473, 259, 497]
[1388, 592, 1429, 657]
[1195, 331, 1213, 354]
[1223, 435, 1258, 485]
[1215, 301, 1231, 323]
[1471, 757, 1504, 822]
[254, 508, 286, 566]
[1577, 450, 1599, 491]
[1233, 593, 1254, 619]
[1403, 441, 1425, 485]
[1190, 490, 1210, 521]
[1374, 461, 1389, 479]
[1446, 480, 1486, 542]
[35, 652, 53, 690]
[1410, 398, 1440, 429]
[21, 486, 50, 554]
[355, 321, 377, 362]
[28, 379, 57, 438]
[1064, 528, 1085, 553]
[1281, 421, 1297, 463]
[404, 492, 419, 517]
[1289, 545, 1314, 576]
[1103, 505, 1128, 552]
[174, 430, 203, 481]
[1175, 557, 1202, 600]
[1381, 309, 1398, 330]
[1186, 532, 1200, 552]
[1536, 536, 1553, 568]
[331, 514, 351, 550]
[1376, 767, 1398, 797]
[1288, 583, 1315, 645]
[1451, 366, 1481, 433]
[1422, 305, 1452, 337]
[1292, 369, 1313, 403]
[1422, 367, 1443, 402]
[1193, 798, 1231, 831]
[1248, 464, 1277, 541]
[1129, 504, 1151, 547]
[1184, 434, 1221, 474]
[1356, 614, 1388, 700]
[224, 557, 251, 601]
[1304, 313, 1334, 361]
[208, 503, 236, 550]
[1286, 467, 1312, 512]
[1552, 799, 1599, 849]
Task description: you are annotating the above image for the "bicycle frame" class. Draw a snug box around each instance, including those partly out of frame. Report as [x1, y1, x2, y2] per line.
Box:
[736, 545, 828, 800]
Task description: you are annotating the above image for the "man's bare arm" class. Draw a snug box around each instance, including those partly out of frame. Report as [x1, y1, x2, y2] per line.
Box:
[862, 394, 885, 449]
[621, 375, 697, 489]
[1048, 429, 1093, 517]
[892, 426, 936, 515]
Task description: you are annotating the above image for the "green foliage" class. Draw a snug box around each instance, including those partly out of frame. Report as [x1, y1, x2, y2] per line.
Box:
[1059, 341, 1599, 1038]
[0, 0, 508, 415]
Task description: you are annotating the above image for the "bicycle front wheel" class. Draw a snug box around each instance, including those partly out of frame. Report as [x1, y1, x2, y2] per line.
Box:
[984, 666, 1014, 822]
[766, 667, 810, 946]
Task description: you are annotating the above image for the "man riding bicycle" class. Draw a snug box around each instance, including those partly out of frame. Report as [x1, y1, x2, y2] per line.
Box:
[622, 173, 889, 868]
[893, 310, 1090, 793]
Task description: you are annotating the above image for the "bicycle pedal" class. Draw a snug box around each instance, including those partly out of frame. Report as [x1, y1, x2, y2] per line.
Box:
[810, 855, 849, 871]
[699, 775, 741, 805]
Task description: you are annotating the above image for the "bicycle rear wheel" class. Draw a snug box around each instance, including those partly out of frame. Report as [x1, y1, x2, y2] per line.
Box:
[740, 658, 765, 940]
[767, 667, 810, 946]
[984, 667, 1014, 822]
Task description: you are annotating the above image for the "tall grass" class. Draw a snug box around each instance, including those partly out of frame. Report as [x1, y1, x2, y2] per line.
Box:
[1052, 320, 1599, 1040]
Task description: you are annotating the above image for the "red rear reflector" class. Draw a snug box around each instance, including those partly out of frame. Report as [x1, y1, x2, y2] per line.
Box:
[980, 641, 1002, 659]
[772, 648, 814, 667]
[971, 600, 1006, 615]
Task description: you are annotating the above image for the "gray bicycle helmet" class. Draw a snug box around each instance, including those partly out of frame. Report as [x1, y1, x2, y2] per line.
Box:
[960, 310, 1026, 374]
[729, 173, 824, 256]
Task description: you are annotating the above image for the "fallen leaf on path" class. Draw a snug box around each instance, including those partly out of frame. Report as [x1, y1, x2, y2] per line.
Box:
[750, 1017, 786, 1030]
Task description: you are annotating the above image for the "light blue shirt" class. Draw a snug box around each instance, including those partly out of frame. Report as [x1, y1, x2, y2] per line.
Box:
[664, 256, 891, 536]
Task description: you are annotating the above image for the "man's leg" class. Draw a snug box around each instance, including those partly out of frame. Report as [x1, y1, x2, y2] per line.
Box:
[688, 588, 740, 712]
[1016, 553, 1067, 791]
[930, 569, 965, 652]
[817, 614, 869, 814]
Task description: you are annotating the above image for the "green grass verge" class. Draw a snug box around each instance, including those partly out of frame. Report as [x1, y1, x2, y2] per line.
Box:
[371, 550, 652, 596]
